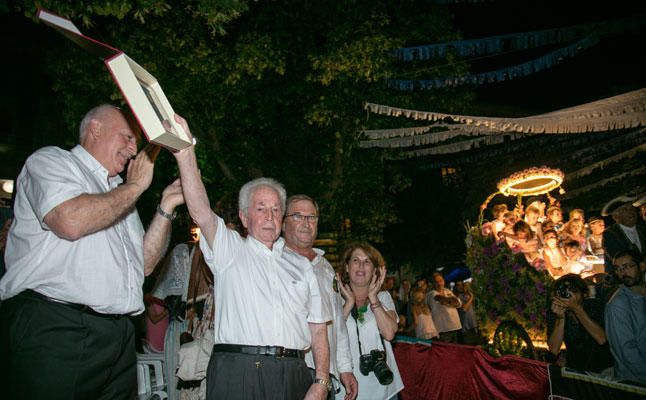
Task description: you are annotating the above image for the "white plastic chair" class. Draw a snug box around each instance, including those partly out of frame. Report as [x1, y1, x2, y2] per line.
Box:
[137, 353, 167, 400]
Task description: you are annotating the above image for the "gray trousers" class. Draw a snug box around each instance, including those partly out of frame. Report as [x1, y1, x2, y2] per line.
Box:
[206, 350, 313, 399]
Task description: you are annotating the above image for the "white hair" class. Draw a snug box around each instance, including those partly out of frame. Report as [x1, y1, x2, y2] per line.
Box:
[78, 104, 119, 142]
[238, 177, 286, 216]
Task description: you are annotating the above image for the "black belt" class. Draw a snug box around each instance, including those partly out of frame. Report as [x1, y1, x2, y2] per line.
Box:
[213, 344, 305, 359]
[23, 290, 124, 320]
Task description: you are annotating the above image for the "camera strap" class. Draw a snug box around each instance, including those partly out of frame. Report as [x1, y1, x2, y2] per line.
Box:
[351, 304, 388, 361]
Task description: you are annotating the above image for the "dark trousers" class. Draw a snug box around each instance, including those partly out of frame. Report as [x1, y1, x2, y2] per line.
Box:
[0, 290, 136, 400]
[206, 350, 313, 400]
[437, 329, 461, 344]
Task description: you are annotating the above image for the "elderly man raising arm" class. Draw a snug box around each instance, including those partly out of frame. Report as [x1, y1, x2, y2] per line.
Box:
[283, 194, 359, 400]
[171, 115, 332, 400]
[0, 104, 183, 400]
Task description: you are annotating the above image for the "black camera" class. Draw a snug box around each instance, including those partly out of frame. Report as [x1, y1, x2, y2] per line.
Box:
[359, 350, 394, 385]
[556, 281, 572, 298]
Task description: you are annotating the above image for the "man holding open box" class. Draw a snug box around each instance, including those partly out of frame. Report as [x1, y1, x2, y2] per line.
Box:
[170, 114, 332, 400]
[0, 104, 184, 400]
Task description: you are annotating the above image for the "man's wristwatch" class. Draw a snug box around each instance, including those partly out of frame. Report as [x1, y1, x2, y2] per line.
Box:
[314, 377, 332, 392]
[157, 204, 177, 221]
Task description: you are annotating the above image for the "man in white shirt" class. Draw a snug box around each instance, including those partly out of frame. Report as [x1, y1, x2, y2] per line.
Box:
[0, 105, 183, 399]
[282, 194, 358, 400]
[426, 272, 462, 343]
[171, 115, 332, 400]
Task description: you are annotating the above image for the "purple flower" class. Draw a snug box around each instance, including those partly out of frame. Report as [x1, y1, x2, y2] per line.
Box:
[490, 243, 500, 256]
[511, 263, 522, 273]
[535, 281, 546, 294]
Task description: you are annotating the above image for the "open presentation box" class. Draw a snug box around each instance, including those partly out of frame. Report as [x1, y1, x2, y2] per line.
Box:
[37, 9, 193, 151]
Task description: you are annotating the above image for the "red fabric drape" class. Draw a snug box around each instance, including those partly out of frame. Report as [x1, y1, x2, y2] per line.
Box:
[393, 340, 549, 400]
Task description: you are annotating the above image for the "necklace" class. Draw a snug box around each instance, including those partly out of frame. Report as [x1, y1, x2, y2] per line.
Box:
[356, 304, 368, 324]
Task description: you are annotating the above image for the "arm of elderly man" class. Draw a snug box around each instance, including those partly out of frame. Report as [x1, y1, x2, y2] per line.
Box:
[43, 145, 182, 275]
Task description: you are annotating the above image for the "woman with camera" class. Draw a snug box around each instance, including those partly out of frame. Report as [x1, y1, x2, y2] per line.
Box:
[336, 242, 404, 400]
[547, 274, 614, 373]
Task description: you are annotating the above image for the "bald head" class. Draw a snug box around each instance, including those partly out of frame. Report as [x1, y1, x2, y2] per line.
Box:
[79, 105, 141, 177]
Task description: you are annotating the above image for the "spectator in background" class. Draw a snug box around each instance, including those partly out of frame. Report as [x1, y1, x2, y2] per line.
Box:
[410, 287, 438, 340]
[547, 274, 614, 374]
[547, 206, 564, 232]
[526, 196, 547, 223]
[499, 211, 518, 247]
[561, 218, 586, 250]
[383, 276, 396, 293]
[454, 281, 479, 345]
[398, 279, 411, 306]
[143, 294, 169, 353]
[605, 250, 646, 384]
[569, 208, 585, 223]
[499, 220, 541, 262]
[427, 272, 462, 343]
[524, 205, 543, 242]
[603, 202, 646, 274]
[563, 240, 587, 276]
[543, 229, 567, 278]
[586, 216, 605, 257]
[491, 204, 508, 240]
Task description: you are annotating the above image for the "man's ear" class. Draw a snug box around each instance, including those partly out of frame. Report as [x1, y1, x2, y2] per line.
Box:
[89, 119, 102, 139]
[239, 209, 248, 228]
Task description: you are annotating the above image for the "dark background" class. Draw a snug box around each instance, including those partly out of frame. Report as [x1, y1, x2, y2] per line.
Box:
[1, 1, 645, 275]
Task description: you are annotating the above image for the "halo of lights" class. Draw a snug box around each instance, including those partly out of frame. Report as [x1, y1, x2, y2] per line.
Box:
[497, 166, 564, 197]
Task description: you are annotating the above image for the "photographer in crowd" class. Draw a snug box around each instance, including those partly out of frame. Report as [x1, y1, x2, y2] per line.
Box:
[337, 242, 404, 400]
[547, 274, 614, 374]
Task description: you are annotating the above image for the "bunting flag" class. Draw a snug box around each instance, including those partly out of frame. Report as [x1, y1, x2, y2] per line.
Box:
[393, 17, 644, 61]
[388, 132, 613, 164]
[388, 36, 600, 90]
[565, 143, 646, 181]
[360, 124, 503, 148]
[561, 166, 646, 200]
[363, 88, 646, 135]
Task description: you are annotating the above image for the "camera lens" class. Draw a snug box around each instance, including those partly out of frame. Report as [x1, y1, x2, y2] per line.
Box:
[370, 350, 394, 385]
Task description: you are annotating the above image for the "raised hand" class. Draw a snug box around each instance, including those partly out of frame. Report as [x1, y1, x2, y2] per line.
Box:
[126, 143, 160, 194]
[368, 265, 386, 301]
[160, 178, 184, 214]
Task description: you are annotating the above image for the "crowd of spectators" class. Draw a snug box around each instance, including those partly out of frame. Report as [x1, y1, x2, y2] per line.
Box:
[484, 195, 646, 385]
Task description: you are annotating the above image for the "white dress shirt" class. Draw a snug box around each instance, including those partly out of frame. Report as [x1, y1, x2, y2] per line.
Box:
[620, 224, 642, 252]
[0, 145, 145, 315]
[336, 291, 404, 400]
[303, 249, 353, 377]
[200, 214, 332, 350]
[426, 288, 462, 333]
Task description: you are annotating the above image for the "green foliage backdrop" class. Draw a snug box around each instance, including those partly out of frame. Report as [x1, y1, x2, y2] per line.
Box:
[6, 0, 472, 246]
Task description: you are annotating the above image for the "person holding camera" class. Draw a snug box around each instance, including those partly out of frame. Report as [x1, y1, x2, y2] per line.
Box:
[547, 274, 614, 373]
[337, 242, 404, 400]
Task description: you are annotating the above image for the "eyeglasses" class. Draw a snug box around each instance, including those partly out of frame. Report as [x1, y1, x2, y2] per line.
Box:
[285, 213, 319, 223]
[614, 261, 637, 273]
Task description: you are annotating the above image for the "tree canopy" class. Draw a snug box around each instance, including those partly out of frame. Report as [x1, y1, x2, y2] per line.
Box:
[5, 0, 471, 251]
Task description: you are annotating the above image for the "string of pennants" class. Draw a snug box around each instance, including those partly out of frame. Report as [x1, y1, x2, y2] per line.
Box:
[388, 36, 598, 90]
[359, 89, 646, 157]
[393, 18, 642, 61]
[389, 17, 645, 90]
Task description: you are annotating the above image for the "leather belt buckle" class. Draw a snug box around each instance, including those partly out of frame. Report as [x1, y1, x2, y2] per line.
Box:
[268, 346, 285, 357]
